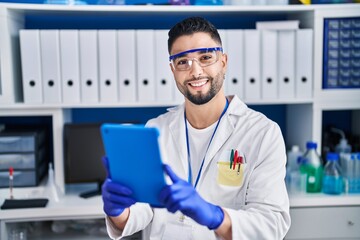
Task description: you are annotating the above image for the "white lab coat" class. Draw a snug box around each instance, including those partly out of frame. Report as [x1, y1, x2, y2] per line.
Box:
[106, 95, 291, 240]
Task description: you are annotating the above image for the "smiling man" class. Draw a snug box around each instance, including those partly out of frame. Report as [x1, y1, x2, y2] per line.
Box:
[102, 16, 291, 240]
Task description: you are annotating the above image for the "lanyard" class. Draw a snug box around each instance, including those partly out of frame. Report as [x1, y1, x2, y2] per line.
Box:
[184, 98, 229, 188]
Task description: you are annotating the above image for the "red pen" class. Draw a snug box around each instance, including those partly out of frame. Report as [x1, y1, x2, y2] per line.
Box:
[9, 167, 14, 199]
[233, 150, 238, 170]
[237, 156, 242, 174]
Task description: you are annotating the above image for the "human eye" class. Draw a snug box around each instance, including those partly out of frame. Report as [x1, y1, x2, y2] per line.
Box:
[175, 58, 189, 66]
[199, 53, 214, 63]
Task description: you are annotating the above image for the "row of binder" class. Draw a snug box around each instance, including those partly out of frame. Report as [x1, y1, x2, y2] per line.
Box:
[221, 28, 313, 100]
[19, 28, 313, 104]
[20, 29, 183, 104]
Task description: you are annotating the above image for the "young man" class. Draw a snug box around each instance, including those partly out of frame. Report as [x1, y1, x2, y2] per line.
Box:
[102, 16, 291, 239]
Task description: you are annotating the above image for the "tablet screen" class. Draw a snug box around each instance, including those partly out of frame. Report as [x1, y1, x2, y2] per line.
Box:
[101, 123, 166, 207]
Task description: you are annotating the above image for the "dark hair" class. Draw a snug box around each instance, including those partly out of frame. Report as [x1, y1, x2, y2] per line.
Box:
[168, 16, 222, 54]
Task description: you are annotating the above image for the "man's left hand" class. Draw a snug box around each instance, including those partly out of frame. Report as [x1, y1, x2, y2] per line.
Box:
[159, 164, 224, 230]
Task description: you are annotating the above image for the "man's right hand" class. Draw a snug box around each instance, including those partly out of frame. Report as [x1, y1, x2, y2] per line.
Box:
[102, 178, 136, 217]
[101, 156, 136, 217]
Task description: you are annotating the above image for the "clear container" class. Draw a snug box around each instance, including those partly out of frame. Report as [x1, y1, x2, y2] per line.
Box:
[322, 152, 343, 195]
[286, 145, 303, 194]
[356, 153, 360, 193]
[300, 141, 323, 193]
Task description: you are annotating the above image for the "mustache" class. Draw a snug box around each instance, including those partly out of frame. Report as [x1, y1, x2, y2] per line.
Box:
[184, 76, 212, 84]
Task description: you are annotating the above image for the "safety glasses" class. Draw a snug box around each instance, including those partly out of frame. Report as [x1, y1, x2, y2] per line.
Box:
[169, 47, 223, 71]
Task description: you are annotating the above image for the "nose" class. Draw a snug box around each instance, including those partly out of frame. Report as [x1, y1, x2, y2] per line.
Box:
[189, 59, 203, 77]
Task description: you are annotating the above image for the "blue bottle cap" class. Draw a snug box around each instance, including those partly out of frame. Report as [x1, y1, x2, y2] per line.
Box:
[306, 141, 317, 149]
[327, 152, 339, 161]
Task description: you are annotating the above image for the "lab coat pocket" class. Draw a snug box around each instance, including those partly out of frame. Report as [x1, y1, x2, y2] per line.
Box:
[161, 214, 193, 240]
[217, 161, 246, 187]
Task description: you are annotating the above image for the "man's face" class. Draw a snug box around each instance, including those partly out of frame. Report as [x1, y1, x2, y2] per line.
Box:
[169, 32, 227, 105]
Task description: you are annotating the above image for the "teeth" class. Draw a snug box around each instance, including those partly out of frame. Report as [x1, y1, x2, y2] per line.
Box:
[190, 81, 207, 87]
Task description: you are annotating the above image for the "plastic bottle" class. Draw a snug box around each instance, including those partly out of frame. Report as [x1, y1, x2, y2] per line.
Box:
[286, 145, 303, 194]
[332, 127, 351, 154]
[356, 153, 360, 193]
[348, 153, 358, 193]
[45, 163, 62, 202]
[322, 152, 343, 195]
[287, 145, 303, 173]
[299, 141, 323, 193]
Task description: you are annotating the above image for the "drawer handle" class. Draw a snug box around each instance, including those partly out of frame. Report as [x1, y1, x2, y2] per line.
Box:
[348, 221, 354, 226]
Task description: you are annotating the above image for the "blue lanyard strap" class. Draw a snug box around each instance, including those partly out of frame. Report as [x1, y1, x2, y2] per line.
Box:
[184, 98, 229, 188]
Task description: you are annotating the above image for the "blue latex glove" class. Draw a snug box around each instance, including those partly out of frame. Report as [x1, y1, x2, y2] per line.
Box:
[101, 156, 136, 217]
[159, 164, 224, 230]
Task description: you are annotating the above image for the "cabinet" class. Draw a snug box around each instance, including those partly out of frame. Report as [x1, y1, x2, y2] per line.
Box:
[286, 195, 360, 240]
[0, 2, 360, 239]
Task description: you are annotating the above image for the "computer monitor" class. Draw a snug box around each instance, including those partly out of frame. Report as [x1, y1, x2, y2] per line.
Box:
[64, 123, 106, 198]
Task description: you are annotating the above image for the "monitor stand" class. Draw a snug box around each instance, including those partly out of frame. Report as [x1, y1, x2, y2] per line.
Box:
[79, 181, 102, 199]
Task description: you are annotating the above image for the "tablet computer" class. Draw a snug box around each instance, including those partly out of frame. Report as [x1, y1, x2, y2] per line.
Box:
[100, 123, 166, 207]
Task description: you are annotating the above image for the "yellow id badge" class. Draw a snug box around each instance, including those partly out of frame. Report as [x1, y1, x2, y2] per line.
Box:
[217, 149, 246, 187]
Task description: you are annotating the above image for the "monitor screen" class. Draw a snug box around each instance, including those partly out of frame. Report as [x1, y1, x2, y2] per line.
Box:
[64, 123, 106, 185]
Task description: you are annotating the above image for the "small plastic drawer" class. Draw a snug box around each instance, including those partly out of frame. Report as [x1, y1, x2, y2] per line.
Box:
[0, 130, 45, 153]
[0, 148, 46, 170]
[0, 163, 47, 187]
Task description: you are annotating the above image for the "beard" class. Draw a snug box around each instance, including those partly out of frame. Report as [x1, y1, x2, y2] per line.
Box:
[176, 71, 224, 105]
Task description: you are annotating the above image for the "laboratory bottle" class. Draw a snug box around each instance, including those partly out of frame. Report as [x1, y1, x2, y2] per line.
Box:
[287, 145, 303, 172]
[300, 141, 323, 193]
[45, 163, 62, 202]
[322, 153, 343, 195]
[348, 153, 358, 193]
[286, 145, 303, 194]
[332, 127, 351, 154]
[356, 153, 360, 193]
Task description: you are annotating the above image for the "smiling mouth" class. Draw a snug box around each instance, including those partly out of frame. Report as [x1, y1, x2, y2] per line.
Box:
[188, 80, 208, 87]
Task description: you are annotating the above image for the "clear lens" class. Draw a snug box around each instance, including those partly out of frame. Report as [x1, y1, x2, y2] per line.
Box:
[172, 50, 220, 71]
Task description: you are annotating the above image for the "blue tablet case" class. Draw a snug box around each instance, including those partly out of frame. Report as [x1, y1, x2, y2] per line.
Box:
[101, 124, 166, 207]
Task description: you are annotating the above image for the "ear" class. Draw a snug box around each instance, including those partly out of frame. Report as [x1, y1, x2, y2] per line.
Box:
[221, 53, 228, 71]
[169, 62, 175, 74]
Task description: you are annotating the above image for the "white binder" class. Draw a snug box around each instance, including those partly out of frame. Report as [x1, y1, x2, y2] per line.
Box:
[19, 30, 43, 104]
[79, 30, 99, 103]
[155, 30, 173, 102]
[117, 30, 137, 103]
[226, 29, 244, 99]
[136, 30, 155, 102]
[295, 29, 313, 99]
[244, 30, 261, 100]
[278, 30, 295, 99]
[261, 30, 278, 99]
[218, 29, 227, 54]
[40, 30, 62, 104]
[98, 30, 118, 103]
[59, 30, 80, 104]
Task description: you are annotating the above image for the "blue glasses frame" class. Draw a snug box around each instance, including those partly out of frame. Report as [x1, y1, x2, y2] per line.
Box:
[169, 47, 223, 61]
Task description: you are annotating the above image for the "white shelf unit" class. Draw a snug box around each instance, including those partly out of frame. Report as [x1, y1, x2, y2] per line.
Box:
[0, 3, 360, 240]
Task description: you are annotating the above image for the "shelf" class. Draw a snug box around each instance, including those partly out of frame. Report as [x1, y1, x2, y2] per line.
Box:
[314, 89, 360, 110]
[0, 184, 103, 221]
[289, 193, 360, 208]
[0, 98, 314, 110]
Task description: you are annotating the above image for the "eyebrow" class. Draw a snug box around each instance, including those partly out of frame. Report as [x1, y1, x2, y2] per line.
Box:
[169, 47, 222, 61]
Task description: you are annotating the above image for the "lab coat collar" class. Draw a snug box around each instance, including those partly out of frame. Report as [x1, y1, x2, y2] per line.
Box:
[167, 95, 249, 185]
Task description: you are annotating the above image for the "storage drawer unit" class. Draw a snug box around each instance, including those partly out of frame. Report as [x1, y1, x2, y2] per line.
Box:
[0, 162, 47, 187]
[0, 130, 45, 153]
[0, 148, 46, 170]
[286, 206, 360, 239]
